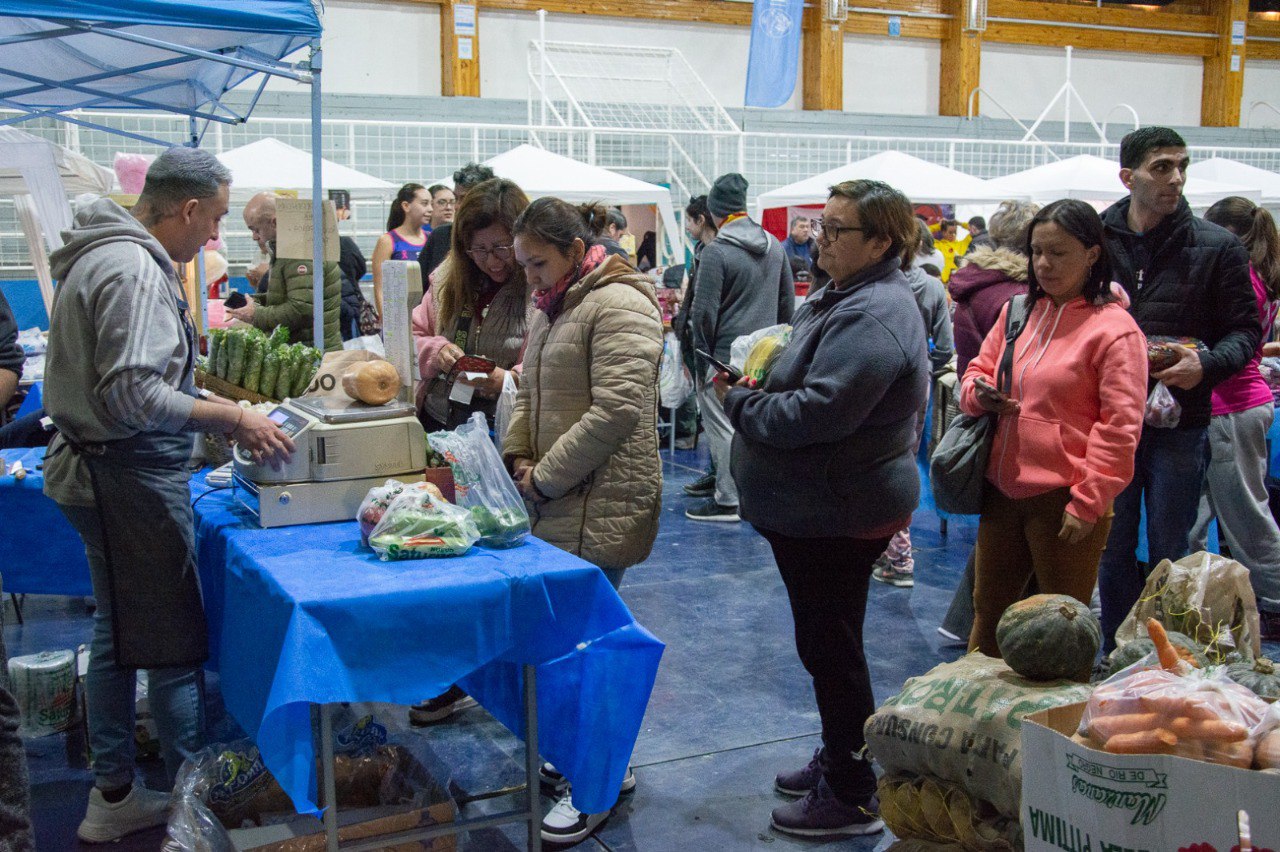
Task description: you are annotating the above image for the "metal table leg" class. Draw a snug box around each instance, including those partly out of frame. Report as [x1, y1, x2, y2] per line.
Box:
[524, 664, 542, 852]
[317, 703, 340, 852]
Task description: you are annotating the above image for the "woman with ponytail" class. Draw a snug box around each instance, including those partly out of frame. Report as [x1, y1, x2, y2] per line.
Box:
[504, 197, 662, 847]
[1191, 196, 1280, 639]
[371, 182, 432, 318]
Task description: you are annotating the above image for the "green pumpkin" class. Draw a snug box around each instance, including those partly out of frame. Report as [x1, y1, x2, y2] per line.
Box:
[996, 594, 1101, 682]
[1105, 630, 1209, 677]
[1226, 657, 1280, 699]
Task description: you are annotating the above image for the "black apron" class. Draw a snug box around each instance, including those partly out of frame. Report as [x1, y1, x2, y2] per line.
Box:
[58, 288, 208, 669]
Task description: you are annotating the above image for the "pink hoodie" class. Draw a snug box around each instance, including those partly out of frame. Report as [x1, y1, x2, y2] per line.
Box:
[959, 296, 1147, 524]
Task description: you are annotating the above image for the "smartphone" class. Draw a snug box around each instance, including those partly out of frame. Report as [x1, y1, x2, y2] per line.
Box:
[695, 349, 744, 382]
[974, 376, 1003, 397]
[454, 355, 497, 374]
[224, 291, 247, 309]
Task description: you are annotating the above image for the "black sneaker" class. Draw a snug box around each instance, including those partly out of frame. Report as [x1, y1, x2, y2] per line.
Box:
[770, 780, 883, 838]
[540, 768, 636, 847]
[684, 498, 740, 523]
[775, 747, 823, 796]
[409, 685, 478, 725]
[682, 471, 716, 497]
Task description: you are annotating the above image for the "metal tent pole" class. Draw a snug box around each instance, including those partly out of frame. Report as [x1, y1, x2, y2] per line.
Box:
[310, 40, 325, 351]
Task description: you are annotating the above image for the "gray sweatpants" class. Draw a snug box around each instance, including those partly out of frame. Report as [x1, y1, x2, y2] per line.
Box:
[697, 378, 739, 508]
[1191, 402, 1280, 612]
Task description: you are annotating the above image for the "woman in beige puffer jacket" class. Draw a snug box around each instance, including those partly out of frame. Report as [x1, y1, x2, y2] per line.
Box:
[504, 198, 663, 583]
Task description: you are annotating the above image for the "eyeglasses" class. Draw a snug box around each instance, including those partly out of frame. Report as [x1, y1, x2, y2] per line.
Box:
[467, 244, 514, 262]
[433, 198, 455, 207]
[816, 219, 868, 245]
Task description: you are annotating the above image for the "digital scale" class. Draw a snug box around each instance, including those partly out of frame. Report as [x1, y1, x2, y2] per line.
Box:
[232, 396, 426, 528]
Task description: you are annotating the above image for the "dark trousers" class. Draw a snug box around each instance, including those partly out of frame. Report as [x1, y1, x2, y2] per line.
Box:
[759, 528, 890, 804]
[1098, 425, 1208, 652]
[0, 410, 50, 451]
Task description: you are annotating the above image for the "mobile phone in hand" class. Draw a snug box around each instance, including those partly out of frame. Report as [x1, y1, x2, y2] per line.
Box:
[974, 376, 1004, 397]
[454, 355, 497, 374]
[695, 349, 744, 383]
[224, 291, 247, 309]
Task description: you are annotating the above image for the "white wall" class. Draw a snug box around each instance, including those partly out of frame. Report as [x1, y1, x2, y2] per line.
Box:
[979, 44, 1203, 127]
[1243, 61, 1280, 129]
[479, 11, 801, 111]
[268, 1, 442, 97]
[842, 36, 940, 115]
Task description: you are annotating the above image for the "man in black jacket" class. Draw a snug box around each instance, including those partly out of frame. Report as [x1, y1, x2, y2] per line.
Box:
[1097, 126, 1257, 651]
[418, 162, 494, 278]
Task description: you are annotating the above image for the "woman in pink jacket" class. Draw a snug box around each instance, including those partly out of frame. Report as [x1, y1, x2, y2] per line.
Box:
[960, 199, 1147, 658]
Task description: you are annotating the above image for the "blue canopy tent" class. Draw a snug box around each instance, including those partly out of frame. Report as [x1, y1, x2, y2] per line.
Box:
[0, 0, 333, 348]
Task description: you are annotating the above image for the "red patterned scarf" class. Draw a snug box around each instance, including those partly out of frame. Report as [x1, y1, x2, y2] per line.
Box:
[534, 243, 607, 320]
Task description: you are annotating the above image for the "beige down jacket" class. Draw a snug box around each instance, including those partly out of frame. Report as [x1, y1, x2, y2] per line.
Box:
[503, 254, 664, 571]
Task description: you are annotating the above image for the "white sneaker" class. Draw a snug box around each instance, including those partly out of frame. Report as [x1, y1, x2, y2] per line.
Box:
[77, 785, 172, 843]
[539, 768, 636, 846]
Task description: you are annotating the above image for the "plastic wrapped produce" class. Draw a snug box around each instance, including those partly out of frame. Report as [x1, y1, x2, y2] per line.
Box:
[367, 482, 479, 560]
[427, 412, 530, 548]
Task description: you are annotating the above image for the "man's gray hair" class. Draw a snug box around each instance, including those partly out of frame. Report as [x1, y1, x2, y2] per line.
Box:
[136, 147, 231, 223]
[987, 199, 1041, 252]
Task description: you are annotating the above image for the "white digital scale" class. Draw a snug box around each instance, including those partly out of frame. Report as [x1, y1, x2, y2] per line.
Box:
[232, 396, 426, 528]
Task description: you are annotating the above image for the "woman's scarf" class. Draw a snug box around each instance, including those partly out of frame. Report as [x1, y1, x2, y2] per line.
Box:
[534, 243, 607, 320]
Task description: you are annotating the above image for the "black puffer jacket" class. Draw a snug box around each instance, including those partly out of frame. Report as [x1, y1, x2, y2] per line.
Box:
[1101, 196, 1256, 430]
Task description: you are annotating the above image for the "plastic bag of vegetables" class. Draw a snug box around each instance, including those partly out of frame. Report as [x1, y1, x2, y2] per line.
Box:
[427, 412, 530, 548]
[357, 479, 411, 546]
[367, 481, 479, 560]
[729, 323, 792, 384]
[1078, 619, 1269, 768]
[1116, 550, 1262, 662]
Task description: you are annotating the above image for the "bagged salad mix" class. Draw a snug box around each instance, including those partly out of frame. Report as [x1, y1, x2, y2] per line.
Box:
[428, 412, 530, 548]
[365, 481, 479, 560]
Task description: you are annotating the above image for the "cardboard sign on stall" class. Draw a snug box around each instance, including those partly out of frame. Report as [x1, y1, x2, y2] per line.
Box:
[275, 197, 339, 263]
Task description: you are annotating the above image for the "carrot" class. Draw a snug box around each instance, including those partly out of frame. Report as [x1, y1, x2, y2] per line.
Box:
[1089, 712, 1165, 740]
[1139, 693, 1193, 716]
[1104, 728, 1178, 754]
[1146, 618, 1181, 670]
[1167, 716, 1248, 742]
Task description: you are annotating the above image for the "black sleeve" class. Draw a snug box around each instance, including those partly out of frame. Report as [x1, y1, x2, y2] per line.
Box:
[1201, 236, 1261, 388]
[339, 236, 367, 286]
[0, 289, 23, 380]
[422, 224, 451, 277]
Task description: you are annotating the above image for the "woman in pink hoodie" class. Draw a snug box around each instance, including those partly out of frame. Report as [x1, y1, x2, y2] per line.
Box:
[960, 199, 1148, 658]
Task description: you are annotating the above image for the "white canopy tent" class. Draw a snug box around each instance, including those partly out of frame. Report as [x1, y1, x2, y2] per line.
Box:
[1188, 157, 1280, 208]
[0, 126, 114, 315]
[217, 138, 395, 199]
[984, 154, 1260, 208]
[754, 150, 1025, 212]
[482, 144, 681, 260]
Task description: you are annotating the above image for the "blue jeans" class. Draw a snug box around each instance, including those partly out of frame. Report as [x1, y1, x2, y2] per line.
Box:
[60, 505, 205, 790]
[1098, 426, 1209, 652]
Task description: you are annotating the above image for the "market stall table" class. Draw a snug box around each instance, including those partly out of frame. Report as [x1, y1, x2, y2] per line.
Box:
[0, 446, 92, 605]
[192, 477, 663, 849]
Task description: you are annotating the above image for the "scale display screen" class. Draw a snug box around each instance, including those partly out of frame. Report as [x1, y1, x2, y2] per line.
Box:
[267, 407, 308, 437]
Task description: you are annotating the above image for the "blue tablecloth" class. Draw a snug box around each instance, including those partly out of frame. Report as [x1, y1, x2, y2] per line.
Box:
[192, 481, 664, 816]
[0, 446, 92, 596]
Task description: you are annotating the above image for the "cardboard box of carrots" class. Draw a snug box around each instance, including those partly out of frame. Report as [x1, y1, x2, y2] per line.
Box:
[1022, 618, 1280, 852]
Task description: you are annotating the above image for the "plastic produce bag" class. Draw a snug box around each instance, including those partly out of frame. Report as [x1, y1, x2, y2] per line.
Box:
[1116, 550, 1262, 660]
[367, 481, 479, 560]
[730, 323, 791, 377]
[428, 412, 531, 548]
[1078, 661, 1269, 767]
[356, 479, 411, 546]
[1144, 381, 1181, 428]
[493, 370, 519, 452]
[658, 332, 693, 410]
[259, 349, 282, 402]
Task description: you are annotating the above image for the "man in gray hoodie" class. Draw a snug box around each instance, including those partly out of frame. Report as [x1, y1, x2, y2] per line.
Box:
[687, 173, 794, 522]
[43, 147, 294, 844]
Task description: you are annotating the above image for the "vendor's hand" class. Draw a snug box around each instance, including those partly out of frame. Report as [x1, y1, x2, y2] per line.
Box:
[226, 297, 257, 323]
[1058, 511, 1095, 546]
[1151, 344, 1204, 390]
[233, 409, 296, 471]
[459, 366, 507, 399]
[973, 377, 1020, 415]
[437, 343, 464, 374]
[712, 371, 751, 403]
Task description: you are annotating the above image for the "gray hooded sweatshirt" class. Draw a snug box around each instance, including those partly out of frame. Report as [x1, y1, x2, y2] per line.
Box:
[43, 198, 197, 506]
[689, 216, 795, 364]
[904, 265, 955, 375]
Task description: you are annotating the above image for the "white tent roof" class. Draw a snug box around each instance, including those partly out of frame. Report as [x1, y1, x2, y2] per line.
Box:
[1188, 157, 1280, 207]
[483, 145, 680, 259]
[755, 150, 1024, 211]
[985, 154, 1260, 208]
[216, 138, 395, 199]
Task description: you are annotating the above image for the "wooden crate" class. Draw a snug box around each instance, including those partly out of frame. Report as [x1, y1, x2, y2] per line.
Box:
[195, 367, 278, 405]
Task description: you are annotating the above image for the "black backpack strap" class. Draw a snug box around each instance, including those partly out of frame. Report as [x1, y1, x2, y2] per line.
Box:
[996, 294, 1031, 395]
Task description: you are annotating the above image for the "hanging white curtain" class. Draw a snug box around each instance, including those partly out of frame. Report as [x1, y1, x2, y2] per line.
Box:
[13, 194, 55, 314]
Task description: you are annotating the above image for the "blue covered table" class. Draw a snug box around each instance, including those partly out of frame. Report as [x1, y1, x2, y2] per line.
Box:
[0, 446, 92, 596]
[191, 480, 663, 842]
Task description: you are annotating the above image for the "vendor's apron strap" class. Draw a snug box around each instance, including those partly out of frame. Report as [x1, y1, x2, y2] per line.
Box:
[77, 433, 208, 669]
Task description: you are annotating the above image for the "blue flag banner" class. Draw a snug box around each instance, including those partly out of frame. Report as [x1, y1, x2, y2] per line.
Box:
[745, 0, 804, 108]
